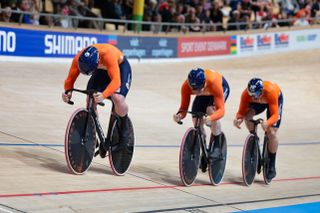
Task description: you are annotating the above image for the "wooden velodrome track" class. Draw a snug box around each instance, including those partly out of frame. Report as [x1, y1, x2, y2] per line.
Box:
[0, 49, 319, 213]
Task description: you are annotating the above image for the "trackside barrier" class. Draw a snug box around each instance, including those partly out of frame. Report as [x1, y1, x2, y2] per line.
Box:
[0, 26, 319, 62]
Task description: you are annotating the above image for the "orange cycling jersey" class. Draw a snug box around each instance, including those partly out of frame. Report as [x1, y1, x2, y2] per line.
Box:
[236, 81, 281, 127]
[179, 69, 225, 121]
[64, 44, 124, 98]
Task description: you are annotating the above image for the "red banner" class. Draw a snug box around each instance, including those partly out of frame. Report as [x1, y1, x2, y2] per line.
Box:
[178, 36, 231, 57]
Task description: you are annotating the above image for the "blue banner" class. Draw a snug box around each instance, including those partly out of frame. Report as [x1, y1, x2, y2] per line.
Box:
[0, 27, 115, 57]
[0, 26, 178, 59]
[116, 36, 177, 59]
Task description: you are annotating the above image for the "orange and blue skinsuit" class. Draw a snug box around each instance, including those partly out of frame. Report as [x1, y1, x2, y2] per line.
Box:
[178, 69, 230, 121]
[64, 43, 131, 98]
[236, 81, 283, 128]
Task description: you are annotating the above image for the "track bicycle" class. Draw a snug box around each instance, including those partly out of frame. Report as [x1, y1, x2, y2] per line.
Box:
[242, 118, 272, 186]
[64, 89, 135, 176]
[177, 111, 227, 186]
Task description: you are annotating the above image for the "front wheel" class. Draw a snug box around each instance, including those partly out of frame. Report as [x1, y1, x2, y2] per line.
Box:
[109, 116, 135, 176]
[208, 132, 227, 186]
[65, 108, 97, 175]
[179, 128, 201, 186]
[242, 134, 258, 186]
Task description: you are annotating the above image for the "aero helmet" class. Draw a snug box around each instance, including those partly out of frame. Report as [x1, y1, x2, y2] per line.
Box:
[78, 46, 99, 75]
[187, 68, 205, 90]
[247, 78, 264, 98]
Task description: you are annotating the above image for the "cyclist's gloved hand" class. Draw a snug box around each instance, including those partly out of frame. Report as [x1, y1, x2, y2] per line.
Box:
[233, 118, 243, 129]
[62, 91, 72, 103]
[173, 113, 182, 123]
[261, 121, 267, 132]
[205, 117, 212, 127]
[93, 93, 105, 104]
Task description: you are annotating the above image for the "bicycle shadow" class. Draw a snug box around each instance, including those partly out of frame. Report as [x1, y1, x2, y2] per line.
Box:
[223, 176, 245, 186]
[193, 174, 245, 186]
[89, 165, 114, 175]
[130, 165, 183, 186]
[14, 149, 70, 174]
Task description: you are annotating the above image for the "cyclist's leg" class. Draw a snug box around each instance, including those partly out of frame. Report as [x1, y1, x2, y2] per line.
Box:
[111, 57, 132, 144]
[191, 96, 211, 137]
[266, 127, 279, 153]
[266, 92, 283, 153]
[87, 68, 111, 116]
[266, 92, 283, 179]
[266, 127, 278, 179]
[112, 94, 128, 116]
[244, 109, 255, 132]
[207, 78, 230, 154]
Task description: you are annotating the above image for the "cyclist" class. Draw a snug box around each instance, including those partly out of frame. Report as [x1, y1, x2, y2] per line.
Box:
[233, 78, 283, 180]
[62, 44, 132, 158]
[174, 68, 230, 172]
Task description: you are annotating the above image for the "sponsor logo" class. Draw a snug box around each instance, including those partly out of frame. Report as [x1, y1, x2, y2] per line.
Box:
[178, 37, 230, 57]
[151, 38, 174, 57]
[296, 34, 317, 42]
[240, 36, 254, 51]
[257, 35, 271, 49]
[151, 49, 173, 57]
[44, 34, 98, 55]
[158, 38, 167, 47]
[122, 49, 146, 58]
[107, 35, 117, 45]
[275, 33, 289, 47]
[181, 41, 227, 53]
[123, 37, 146, 58]
[129, 38, 140, 47]
[0, 31, 16, 52]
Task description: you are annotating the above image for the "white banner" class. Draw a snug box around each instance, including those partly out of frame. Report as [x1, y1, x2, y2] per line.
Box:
[236, 28, 320, 56]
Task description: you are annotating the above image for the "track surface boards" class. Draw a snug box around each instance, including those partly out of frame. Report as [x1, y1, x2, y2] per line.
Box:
[0, 49, 319, 213]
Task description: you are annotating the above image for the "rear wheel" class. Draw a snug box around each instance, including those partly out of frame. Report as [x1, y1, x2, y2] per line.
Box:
[65, 108, 97, 175]
[208, 132, 227, 185]
[262, 135, 272, 185]
[179, 128, 201, 186]
[109, 116, 135, 176]
[242, 134, 258, 186]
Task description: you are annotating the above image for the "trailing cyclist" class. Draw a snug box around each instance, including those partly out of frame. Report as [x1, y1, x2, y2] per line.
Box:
[233, 78, 283, 180]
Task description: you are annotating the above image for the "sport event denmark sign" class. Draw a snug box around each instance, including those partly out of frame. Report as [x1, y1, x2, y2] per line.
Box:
[177, 36, 231, 57]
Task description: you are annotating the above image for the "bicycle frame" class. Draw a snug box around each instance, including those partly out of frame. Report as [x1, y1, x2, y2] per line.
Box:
[250, 119, 265, 171]
[179, 111, 209, 160]
[66, 89, 107, 148]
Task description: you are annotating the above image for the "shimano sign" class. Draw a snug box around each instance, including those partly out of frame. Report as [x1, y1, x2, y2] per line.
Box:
[0, 26, 110, 57]
[0, 31, 16, 52]
[44, 35, 97, 55]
